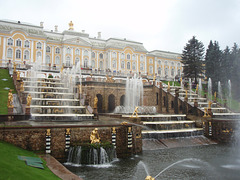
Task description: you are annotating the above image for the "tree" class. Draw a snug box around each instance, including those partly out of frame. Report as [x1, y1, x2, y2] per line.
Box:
[181, 36, 204, 83]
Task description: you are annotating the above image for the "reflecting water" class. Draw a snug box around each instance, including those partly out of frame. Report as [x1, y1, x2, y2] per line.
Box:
[65, 144, 240, 180]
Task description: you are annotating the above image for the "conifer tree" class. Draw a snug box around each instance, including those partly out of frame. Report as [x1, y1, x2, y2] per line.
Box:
[181, 36, 204, 83]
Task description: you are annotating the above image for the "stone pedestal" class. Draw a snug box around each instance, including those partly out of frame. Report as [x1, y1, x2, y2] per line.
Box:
[93, 108, 98, 119]
[25, 107, 31, 115]
[8, 107, 13, 114]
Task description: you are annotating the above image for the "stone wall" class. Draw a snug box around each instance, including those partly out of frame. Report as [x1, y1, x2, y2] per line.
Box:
[0, 124, 142, 161]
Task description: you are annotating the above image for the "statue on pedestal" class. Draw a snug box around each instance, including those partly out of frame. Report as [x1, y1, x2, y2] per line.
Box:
[131, 106, 139, 118]
[7, 89, 14, 108]
[27, 94, 32, 107]
[68, 21, 74, 30]
[20, 81, 24, 92]
[90, 128, 101, 144]
[17, 71, 20, 80]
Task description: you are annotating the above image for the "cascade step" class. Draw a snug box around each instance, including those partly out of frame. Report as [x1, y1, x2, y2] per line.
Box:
[122, 114, 186, 121]
[143, 121, 195, 130]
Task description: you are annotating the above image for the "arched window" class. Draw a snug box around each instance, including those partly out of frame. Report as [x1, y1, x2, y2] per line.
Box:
[75, 57, 80, 65]
[127, 54, 131, 60]
[112, 60, 116, 68]
[99, 61, 103, 70]
[75, 49, 80, 55]
[112, 52, 117, 58]
[99, 53, 103, 59]
[121, 61, 125, 69]
[132, 62, 136, 70]
[37, 51, 42, 61]
[178, 69, 181, 76]
[46, 55, 51, 64]
[84, 50, 88, 56]
[24, 50, 30, 60]
[171, 62, 174, 67]
[7, 48, 13, 58]
[171, 68, 174, 76]
[55, 56, 60, 65]
[16, 49, 21, 59]
[127, 62, 131, 69]
[16, 39, 21, 47]
[158, 67, 161, 75]
[66, 56, 71, 66]
[24, 40, 30, 48]
[140, 63, 144, 71]
[140, 55, 144, 62]
[149, 66, 153, 74]
[55, 47, 60, 54]
[165, 68, 169, 77]
[37, 42, 42, 49]
[8, 38, 13, 46]
[91, 60, 95, 68]
[149, 59, 153, 64]
[91, 52, 95, 58]
[132, 54, 136, 60]
[158, 60, 161, 65]
[121, 53, 125, 59]
[67, 47, 71, 54]
[84, 58, 88, 68]
[46, 46, 51, 53]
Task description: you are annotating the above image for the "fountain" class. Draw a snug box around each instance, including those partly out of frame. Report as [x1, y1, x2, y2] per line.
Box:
[227, 79, 232, 109]
[189, 78, 192, 97]
[198, 78, 202, 97]
[208, 78, 212, 101]
[218, 81, 223, 103]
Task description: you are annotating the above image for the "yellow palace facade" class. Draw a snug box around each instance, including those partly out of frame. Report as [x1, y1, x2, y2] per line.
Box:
[0, 20, 182, 79]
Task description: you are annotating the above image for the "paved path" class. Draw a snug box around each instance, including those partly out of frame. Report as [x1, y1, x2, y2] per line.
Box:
[41, 154, 82, 180]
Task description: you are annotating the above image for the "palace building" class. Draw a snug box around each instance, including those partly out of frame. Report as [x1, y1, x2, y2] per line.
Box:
[0, 20, 182, 79]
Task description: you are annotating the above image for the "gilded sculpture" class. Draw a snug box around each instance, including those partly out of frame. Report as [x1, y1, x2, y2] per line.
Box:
[69, 21, 74, 30]
[7, 89, 14, 108]
[94, 96, 98, 109]
[131, 106, 139, 118]
[27, 94, 32, 107]
[17, 71, 20, 80]
[90, 128, 101, 144]
[20, 81, 24, 92]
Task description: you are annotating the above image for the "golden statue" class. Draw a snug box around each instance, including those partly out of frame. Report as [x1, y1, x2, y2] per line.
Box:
[185, 90, 188, 98]
[153, 75, 156, 82]
[7, 89, 14, 108]
[46, 129, 51, 136]
[167, 82, 170, 91]
[94, 96, 98, 109]
[196, 84, 199, 93]
[112, 127, 116, 134]
[214, 91, 217, 101]
[66, 128, 71, 135]
[90, 128, 101, 144]
[13, 62, 17, 73]
[60, 65, 64, 73]
[26, 94, 32, 107]
[208, 101, 212, 109]
[20, 81, 24, 92]
[121, 121, 128, 125]
[17, 71, 20, 80]
[128, 127, 132, 133]
[69, 21, 74, 30]
[145, 176, 155, 180]
[131, 106, 139, 118]
[78, 84, 82, 94]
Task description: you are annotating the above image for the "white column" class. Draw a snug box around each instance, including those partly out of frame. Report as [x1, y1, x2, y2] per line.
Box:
[2, 36, 6, 60]
[155, 57, 157, 75]
[31, 41, 34, 63]
[43, 42, 46, 64]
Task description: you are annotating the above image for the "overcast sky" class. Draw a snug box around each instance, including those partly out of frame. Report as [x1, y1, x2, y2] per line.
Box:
[1, 0, 240, 53]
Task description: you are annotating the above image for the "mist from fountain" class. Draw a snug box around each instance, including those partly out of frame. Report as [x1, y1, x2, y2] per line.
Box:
[218, 81, 223, 103]
[227, 79, 232, 109]
[189, 78, 192, 97]
[208, 78, 212, 101]
[198, 78, 202, 97]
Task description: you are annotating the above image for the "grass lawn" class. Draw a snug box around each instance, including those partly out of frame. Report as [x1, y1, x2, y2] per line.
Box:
[0, 141, 60, 180]
[0, 69, 16, 114]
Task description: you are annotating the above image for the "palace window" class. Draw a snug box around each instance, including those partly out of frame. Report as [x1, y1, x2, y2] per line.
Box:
[158, 67, 161, 75]
[24, 40, 30, 48]
[7, 48, 13, 58]
[140, 55, 144, 62]
[149, 66, 153, 74]
[165, 68, 169, 77]
[132, 62, 136, 70]
[16, 49, 21, 59]
[140, 63, 144, 71]
[127, 62, 131, 69]
[171, 62, 174, 67]
[24, 50, 30, 60]
[158, 60, 161, 65]
[121, 53, 125, 60]
[67, 47, 71, 54]
[75, 57, 80, 65]
[66, 56, 71, 66]
[84, 58, 88, 68]
[37, 51, 42, 61]
[91, 52, 95, 58]
[46, 55, 51, 64]
[8, 38, 13, 46]
[171, 68, 174, 76]
[46, 46, 51, 53]
[55, 47, 60, 54]
[75, 49, 80, 55]
[55, 56, 60, 65]
[84, 50, 88, 56]
[165, 61, 168, 65]
[132, 54, 136, 60]
[112, 60, 116, 68]
[100, 61, 103, 70]
[16, 39, 22, 47]
[99, 53, 103, 59]
[127, 54, 131, 60]
[37, 42, 42, 49]
[149, 59, 153, 64]
[91, 60, 95, 68]
[121, 61, 125, 69]
[178, 69, 181, 76]
[112, 52, 117, 58]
